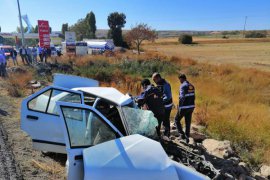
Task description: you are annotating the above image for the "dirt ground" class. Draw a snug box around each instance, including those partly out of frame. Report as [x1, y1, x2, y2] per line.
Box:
[144, 37, 270, 72]
[0, 79, 66, 180]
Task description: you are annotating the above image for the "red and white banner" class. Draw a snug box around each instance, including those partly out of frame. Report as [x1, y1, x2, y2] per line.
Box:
[38, 20, 50, 48]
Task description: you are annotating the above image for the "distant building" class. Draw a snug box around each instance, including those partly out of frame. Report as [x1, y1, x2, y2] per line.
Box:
[210, 31, 222, 35]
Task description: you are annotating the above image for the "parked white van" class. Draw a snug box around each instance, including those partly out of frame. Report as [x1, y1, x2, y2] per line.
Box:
[75, 41, 88, 56]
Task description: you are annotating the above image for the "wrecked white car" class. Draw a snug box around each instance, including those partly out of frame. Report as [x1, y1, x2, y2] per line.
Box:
[57, 102, 208, 179]
[21, 74, 209, 179]
[21, 74, 157, 154]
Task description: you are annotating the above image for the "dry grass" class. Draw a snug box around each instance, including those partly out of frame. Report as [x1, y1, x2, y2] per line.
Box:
[6, 70, 33, 97]
[31, 159, 63, 175]
[148, 37, 270, 45]
[166, 62, 270, 166]
[56, 51, 169, 67]
[143, 37, 270, 72]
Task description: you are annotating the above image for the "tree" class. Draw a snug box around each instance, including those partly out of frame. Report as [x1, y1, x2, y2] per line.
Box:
[178, 34, 193, 44]
[16, 26, 28, 33]
[107, 12, 126, 46]
[49, 27, 52, 33]
[69, 18, 88, 40]
[86, 12, 96, 39]
[0, 26, 1, 32]
[245, 31, 267, 38]
[125, 23, 157, 54]
[69, 11, 97, 40]
[34, 25, 38, 33]
[61, 23, 68, 35]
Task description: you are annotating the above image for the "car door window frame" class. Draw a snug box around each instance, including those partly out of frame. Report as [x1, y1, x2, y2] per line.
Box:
[27, 86, 84, 117]
[59, 104, 122, 149]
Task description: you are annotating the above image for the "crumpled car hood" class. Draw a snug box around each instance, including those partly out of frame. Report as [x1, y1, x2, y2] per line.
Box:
[83, 134, 208, 180]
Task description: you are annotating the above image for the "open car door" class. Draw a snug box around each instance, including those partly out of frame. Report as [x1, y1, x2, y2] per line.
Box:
[21, 86, 84, 153]
[58, 102, 209, 180]
[57, 102, 123, 180]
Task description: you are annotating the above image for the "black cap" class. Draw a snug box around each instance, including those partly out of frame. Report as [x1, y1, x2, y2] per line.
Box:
[178, 73, 187, 80]
[141, 79, 151, 86]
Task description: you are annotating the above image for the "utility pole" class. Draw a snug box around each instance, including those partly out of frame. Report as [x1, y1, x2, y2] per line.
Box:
[17, 0, 25, 46]
[243, 16, 248, 38]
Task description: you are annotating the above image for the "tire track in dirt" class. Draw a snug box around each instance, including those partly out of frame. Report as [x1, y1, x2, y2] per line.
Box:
[0, 121, 22, 180]
[0, 88, 23, 180]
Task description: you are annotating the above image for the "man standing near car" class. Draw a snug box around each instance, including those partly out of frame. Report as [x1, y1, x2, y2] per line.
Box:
[137, 79, 165, 137]
[10, 48, 18, 66]
[32, 46, 37, 64]
[0, 48, 4, 55]
[175, 74, 195, 144]
[152, 73, 173, 138]
[37, 45, 43, 62]
[19, 46, 28, 65]
[0, 53, 7, 77]
[26, 46, 32, 64]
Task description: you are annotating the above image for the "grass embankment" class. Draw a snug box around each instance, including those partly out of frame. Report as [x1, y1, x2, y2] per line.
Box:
[6, 51, 270, 167]
[167, 61, 270, 167]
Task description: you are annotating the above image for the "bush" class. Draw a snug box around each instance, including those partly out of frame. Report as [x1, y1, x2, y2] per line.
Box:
[178, 34, 193, 44]
[119, 59, 178, 78]
[77, 60, 115, 82]
[245, 31, 267, 38]
[7, 71, 33, 97]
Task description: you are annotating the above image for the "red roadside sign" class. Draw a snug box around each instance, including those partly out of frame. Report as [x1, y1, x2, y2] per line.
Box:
[38, 20, 50, 48]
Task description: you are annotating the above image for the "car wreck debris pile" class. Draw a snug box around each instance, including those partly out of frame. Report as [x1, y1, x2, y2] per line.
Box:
[161, 125, 267, 179]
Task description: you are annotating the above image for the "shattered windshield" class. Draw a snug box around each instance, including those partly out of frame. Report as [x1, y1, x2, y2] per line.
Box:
[121, 107, 158, 139]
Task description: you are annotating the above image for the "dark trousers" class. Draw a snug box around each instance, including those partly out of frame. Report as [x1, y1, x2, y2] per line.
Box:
[21, 55, 26, 64]
[163, 108, 172, 136]
[21, 55, 30, 65]
[0, 63, 6, 77]
[27, 55, 32, 64]
[174, 108, 194, 138]
[154, 113, 165, 137]
[39, 54, 43, 62]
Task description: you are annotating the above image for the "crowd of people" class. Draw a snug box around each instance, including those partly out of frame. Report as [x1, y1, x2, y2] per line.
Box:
[19, 45, 52, 65]
[0, 45, 53, 77]
[137, 73, 195, 144]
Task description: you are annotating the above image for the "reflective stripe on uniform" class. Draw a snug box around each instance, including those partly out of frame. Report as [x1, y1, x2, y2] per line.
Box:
[165, 103, 173, 108]
[184, 93, 195, 97]
[179, 105, 195, 109]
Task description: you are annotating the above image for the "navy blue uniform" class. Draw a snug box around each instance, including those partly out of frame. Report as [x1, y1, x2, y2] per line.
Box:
[137, 85, 165, 136]
[175, 80, 195, 140]
[156, 79, 173, 137]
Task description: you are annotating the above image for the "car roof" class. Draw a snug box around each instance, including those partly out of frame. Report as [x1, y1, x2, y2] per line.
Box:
[73, 87, 132, 106]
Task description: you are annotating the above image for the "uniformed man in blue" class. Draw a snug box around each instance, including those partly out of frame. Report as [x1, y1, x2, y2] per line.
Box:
[152, 73, 173, 138]
[137, 79, 165, 137]
[175, 74, 195, 143]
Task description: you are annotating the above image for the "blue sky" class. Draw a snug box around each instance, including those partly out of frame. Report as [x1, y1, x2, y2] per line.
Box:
[0, 0, 270, 32]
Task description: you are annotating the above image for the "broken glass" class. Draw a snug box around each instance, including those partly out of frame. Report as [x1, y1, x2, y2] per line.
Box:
[61, 107, 117, 148]
[121, 107, 158, 139]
